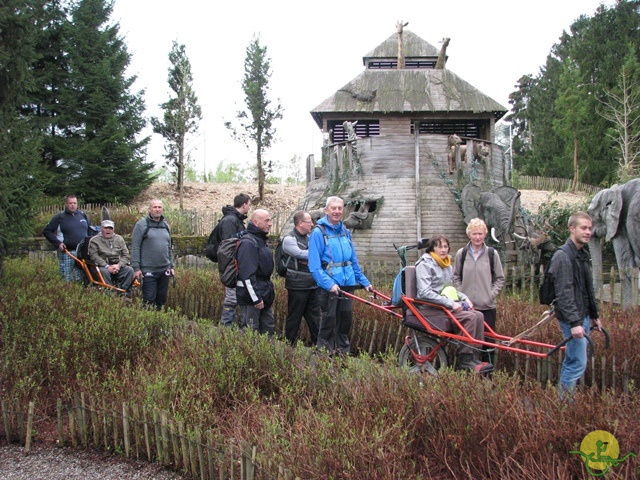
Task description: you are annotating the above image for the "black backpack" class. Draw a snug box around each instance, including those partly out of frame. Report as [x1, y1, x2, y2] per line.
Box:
[205, 220, 223, 262]
[217, 231, 258, 288]
[539, 244, 577, 305]
[274, 234, 302, 278]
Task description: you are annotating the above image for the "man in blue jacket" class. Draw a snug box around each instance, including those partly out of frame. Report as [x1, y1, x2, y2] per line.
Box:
[308, 197, 373, 354]
[236, 209, 275, 336]
[43, 194, 93, 282]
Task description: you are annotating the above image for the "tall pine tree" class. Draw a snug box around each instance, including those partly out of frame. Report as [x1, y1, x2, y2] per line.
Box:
[0, 0, 47, 276]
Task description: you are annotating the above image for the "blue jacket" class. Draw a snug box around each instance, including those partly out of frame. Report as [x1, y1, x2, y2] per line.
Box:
[308, 216, 370, 291]
[236, 223, 275, 307]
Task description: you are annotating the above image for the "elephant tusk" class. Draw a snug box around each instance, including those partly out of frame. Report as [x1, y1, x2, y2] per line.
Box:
[491, 227, 499, 243]
[513, 232, 528, 241]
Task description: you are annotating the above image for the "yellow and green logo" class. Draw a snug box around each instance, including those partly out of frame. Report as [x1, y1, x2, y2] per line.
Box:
[570, 430, 636, 476]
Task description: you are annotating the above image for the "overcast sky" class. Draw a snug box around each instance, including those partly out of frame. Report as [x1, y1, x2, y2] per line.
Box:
[112, 0, 613, 178]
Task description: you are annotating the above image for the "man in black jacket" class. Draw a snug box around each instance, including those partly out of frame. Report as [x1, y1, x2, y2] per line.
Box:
[42, 195, 93, 282]
[218, 193, 251, 326]
[282, 211, 320, 346]
[236, 209, 275, 336]
[548, 211, 603, 400]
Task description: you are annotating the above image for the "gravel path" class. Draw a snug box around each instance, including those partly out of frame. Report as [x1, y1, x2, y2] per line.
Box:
[0, 445, 183, 480]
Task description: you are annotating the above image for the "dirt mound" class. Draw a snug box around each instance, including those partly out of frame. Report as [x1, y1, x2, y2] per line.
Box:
[131, 183, 589, 216]
[131, 182, 307, 215]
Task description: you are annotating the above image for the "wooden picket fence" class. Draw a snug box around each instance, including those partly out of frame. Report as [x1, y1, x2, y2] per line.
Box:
[515, 175, 601, 196]
[1, 393, 298, 480]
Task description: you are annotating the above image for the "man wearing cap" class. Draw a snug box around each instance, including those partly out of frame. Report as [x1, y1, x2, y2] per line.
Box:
[87, 220, 135, 297]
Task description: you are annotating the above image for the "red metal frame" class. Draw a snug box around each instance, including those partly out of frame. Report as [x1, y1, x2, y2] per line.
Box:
[341, 289, 565, 358]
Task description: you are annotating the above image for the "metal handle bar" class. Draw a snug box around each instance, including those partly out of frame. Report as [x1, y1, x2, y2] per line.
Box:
[546, 325, 609, 357]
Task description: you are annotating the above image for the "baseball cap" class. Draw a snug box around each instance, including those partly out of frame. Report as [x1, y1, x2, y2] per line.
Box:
[101, 220, 115, 228]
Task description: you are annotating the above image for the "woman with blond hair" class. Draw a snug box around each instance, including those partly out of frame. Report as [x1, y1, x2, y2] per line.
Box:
[453, 219, 505, 364]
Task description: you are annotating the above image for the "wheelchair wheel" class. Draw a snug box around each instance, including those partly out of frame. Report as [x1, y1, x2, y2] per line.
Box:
[398, 333, 448, 375]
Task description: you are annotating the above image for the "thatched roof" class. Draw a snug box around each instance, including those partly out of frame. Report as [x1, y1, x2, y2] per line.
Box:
[310, 30, 508, 128]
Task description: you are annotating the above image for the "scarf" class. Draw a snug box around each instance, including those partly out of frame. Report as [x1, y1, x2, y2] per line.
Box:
[430, 252, 451, 269]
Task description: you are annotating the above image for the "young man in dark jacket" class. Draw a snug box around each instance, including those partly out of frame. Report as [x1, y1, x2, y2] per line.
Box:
[42, 194, 93, 282]
[236, 209, 275, 336]
[218, 193, 251, 327]
[548, 211, 603, 400]
[282, 211, 320, 346]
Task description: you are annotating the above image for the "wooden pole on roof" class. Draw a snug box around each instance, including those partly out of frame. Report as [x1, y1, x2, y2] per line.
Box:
[396, 21, 408, 69]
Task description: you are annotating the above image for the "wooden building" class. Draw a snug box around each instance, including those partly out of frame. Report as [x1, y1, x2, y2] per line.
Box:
[296, 28, 508, 267]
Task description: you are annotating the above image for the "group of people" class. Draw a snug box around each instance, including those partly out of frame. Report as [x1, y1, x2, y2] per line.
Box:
[45, 194, 603, 397]
[44, 195, 174, 310]
[216, 194, 372, 355]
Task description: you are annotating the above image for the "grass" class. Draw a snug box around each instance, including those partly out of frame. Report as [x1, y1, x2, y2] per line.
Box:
[1, 257, 639, 478]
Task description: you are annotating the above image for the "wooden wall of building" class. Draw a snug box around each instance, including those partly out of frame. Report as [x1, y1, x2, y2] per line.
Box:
[296, 128, 507, 270]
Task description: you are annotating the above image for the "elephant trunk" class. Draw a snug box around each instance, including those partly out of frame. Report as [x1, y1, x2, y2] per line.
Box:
[589, 236, 604, 294]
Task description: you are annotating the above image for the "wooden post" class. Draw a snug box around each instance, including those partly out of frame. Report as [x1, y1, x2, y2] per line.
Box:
[153, 409, 162, 463]
[24, 401, 35, 454]
[206, 430, 215, 480]
[68, 399, 77, 447]
[170, 420, 181, 470]
[195, 427, 205, 480]
[178, 420, 190, 475]
[131, 403, 141, 460]
[161, 411, 170, 466]
[56, 398, 64, 447]
[123, 402, 130, 458]
[89, 395, 99, 448]
[112, 402, 119, 452]
[101, 398, 109, 450]
[143, 405, 152, 461]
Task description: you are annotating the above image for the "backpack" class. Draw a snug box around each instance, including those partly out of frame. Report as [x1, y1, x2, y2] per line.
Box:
[391, 267, 406, 306]
[458, 246, 496, 282]
[142, 217, 171, 241]
[539, 244, 577, 305]
[205, 220, 223, 262]
[274, 236, 290, 277]
[217, 231, 257, 288]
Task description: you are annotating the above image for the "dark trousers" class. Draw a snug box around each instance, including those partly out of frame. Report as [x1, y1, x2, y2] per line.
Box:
[285, 288, 320, 346]
[141, 270, 170, 310]
[317, 288, 354, 354]
[478, 308, 497, 363]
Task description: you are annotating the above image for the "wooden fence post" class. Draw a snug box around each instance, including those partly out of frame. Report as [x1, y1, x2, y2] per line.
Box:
[24, 401, 35, 454]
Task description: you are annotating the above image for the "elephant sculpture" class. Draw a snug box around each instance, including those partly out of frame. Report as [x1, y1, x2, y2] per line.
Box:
[587, 178, 640, 309]
[307, 207, 374, 230]
[460, 183, 552, 265]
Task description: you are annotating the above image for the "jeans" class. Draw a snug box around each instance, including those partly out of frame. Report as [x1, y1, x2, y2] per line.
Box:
[558, 316, 591, 397]
[141, 270, 171, 310]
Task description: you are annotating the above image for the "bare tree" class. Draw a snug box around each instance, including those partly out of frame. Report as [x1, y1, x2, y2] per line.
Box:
[599, 49, 640, 182]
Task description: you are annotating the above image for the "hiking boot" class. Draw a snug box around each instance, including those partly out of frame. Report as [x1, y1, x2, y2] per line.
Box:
[456, 353, 494, 375]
